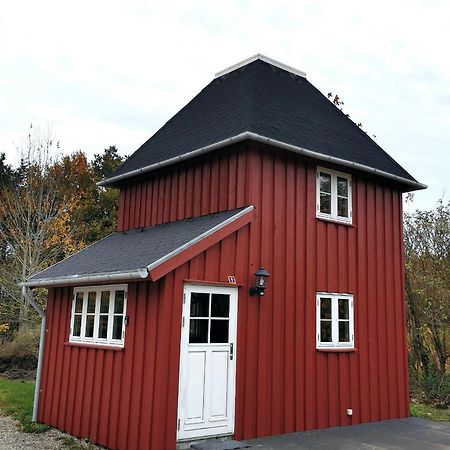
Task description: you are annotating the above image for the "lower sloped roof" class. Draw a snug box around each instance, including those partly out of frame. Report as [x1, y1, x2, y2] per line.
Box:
[22, 206, 254, 287]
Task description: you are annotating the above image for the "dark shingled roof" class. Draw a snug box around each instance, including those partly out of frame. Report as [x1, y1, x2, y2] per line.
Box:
[103, 57, 419, 186]
[27, 208, 247, 283]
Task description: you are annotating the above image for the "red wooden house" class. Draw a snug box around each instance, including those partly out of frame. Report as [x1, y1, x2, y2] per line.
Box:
[22, 55, 426, 450]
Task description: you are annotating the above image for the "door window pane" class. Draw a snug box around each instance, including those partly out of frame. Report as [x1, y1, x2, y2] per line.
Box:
[189, 319, 208, 343]
[320, 298, 332, 319]
[114, 291, 125, 314]
[339, 321, 350, 342]
[112, 316, 123, 340]
[211, 294, 229, 317]
[87, 292, 96, 313]
[320, 173, 332, 193]
[100, 291, 110, 313]
[320, 321, 332, 342]
[210, 320, 229, 343]
[73, 315, 82, 337]
[85, 315, 94, 338]
[190, 293, 209, 317]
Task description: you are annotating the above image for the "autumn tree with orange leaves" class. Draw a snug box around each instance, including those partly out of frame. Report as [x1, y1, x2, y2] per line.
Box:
[0, 126, 123, 331]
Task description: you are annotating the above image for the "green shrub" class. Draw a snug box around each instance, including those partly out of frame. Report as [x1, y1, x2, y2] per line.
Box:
[411, 401, 450, 421]
[0, 329, 39, 379]
[410, 363, 450, 406]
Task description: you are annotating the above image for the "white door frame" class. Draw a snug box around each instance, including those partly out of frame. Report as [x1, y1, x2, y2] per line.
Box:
[177, 284, 238, 441]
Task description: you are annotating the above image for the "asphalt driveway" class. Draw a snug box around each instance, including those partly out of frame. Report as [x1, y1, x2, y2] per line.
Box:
[244, 418, 450, 449]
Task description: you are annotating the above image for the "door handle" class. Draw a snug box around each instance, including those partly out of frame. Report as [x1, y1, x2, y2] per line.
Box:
[230, 343, 234, 360]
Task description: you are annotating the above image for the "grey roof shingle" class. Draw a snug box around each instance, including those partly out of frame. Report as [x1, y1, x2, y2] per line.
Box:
[27, 208, 248, 284]
[102, 57, 420, 188]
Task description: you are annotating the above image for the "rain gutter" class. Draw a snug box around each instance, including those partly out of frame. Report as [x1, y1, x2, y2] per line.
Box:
[19, 268, 149, 288]
[98, 131, 427, 191]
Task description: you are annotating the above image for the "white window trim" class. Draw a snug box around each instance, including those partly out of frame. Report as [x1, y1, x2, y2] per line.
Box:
[316, 167, 352, 224]
[69, 284, 128, 347]
[316, 292, 354, 349]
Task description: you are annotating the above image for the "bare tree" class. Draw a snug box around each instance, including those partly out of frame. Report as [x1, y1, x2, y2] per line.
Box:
[0, 125, 80, 330]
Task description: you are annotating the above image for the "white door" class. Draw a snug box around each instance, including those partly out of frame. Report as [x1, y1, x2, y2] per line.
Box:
[177, 284, 238, 441]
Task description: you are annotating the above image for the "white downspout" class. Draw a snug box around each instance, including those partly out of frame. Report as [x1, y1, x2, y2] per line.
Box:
[21, 286, 46, 423]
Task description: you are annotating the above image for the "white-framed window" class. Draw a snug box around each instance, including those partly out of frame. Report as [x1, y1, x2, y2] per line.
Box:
[316, 292, 354, 349]
[70, 284, 127, 346]
[316, 167, 352, 223]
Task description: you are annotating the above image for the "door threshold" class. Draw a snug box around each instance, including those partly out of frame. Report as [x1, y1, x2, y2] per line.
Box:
[176, 435, 233, 450]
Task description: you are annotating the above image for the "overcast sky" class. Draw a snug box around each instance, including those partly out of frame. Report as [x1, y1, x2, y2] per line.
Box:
[1, 0, 449, 210]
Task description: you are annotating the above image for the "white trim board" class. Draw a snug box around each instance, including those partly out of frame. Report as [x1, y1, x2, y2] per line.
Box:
[146, 205, 254, 272]
[215, 53, 307, 79]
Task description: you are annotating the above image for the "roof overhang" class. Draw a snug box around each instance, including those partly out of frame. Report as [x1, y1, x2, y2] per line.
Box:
[98, 131, 427, 191]
[20, 206, 254, 288]
[19, 269, 149, 288]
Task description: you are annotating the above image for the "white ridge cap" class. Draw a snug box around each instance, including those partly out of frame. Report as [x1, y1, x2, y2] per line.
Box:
[215, 53, 307, 79]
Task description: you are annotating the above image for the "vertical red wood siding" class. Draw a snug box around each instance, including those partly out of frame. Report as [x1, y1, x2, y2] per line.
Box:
[38, 146, 410, 450]
[117, 145, 251, 231]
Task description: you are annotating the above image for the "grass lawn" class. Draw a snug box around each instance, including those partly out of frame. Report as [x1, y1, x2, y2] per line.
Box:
[410, 402, 450, 422]
[0, 377, 100, 448]
[0, 378, 49, 432]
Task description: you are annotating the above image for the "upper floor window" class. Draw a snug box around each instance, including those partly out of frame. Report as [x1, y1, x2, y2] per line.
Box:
[70, 285, 127, 347]
[316, 167, 352, 223]
[316, 292, 354, 349]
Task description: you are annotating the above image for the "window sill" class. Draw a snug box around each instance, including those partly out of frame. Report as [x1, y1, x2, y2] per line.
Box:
[64, 341, 124, 351]
[316, 216, 355, 227]
[316, 347, 357, 353]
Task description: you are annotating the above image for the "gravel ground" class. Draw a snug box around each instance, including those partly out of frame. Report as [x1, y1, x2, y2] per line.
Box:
[0, 414, 103, 450]
[0, 415, 63, 450]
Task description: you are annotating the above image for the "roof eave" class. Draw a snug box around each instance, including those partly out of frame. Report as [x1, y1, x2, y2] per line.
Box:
[98, 132, 426, 191]
[20, 206, 255, 288]
[97, 132, 250, 187]
[19, 268, 149, 288]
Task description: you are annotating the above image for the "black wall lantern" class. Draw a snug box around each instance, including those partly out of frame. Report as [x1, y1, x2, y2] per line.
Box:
[249, 267, 270, 296]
